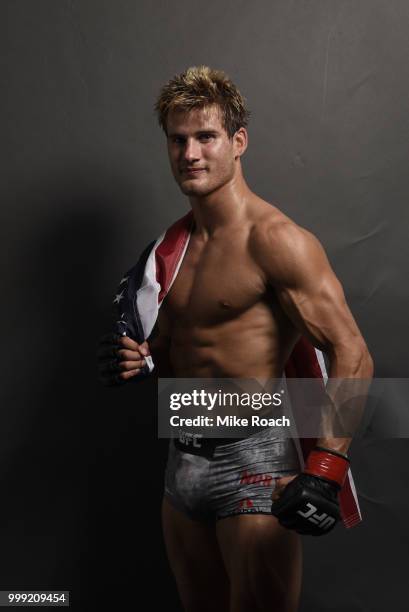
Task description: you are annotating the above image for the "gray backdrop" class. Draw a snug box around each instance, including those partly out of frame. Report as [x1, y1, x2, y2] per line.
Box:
[1, 1, 408, 610]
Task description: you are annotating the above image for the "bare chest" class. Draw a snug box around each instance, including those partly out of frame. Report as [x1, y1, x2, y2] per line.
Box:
[163, 235, 267, 325]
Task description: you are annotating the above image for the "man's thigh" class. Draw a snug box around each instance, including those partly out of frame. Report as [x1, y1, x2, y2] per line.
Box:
[216, 513, 302, 612]
[162, 497, 229, 612]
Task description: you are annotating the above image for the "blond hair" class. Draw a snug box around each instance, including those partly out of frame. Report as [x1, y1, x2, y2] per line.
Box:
[154, 66, 250, 138]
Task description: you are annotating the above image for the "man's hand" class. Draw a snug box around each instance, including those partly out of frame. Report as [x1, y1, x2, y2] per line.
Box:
[97, 333, 150, 386]
[271, 447, 350, 536]
[271, 475, 298, 503]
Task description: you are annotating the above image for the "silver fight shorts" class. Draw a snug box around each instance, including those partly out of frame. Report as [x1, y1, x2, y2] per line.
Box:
[164, 429, 301, 521]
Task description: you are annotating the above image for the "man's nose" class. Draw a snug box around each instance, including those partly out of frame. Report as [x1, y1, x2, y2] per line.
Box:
[183, 138, 200, 162]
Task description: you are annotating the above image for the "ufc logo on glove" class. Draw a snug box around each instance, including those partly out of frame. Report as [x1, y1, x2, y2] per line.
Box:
[297, 502, 336, 530]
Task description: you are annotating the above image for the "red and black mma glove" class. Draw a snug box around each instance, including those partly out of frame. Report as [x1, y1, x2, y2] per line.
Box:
[271, 447, 350, 536]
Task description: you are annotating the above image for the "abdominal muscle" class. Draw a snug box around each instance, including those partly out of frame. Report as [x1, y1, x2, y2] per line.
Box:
[167, 301, 300, 378]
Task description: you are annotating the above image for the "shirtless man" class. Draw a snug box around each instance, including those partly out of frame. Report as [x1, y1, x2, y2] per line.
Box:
[99, 67, 373, 612]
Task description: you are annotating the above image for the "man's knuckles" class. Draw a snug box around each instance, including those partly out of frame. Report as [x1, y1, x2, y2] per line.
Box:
[118, 359, 145, 371]
[119, 336, 145, 351]
[119, 368, 141, 380]
[117, 348, 144, 361]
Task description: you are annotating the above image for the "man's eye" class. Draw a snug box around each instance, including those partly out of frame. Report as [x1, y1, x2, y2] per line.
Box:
[172, 137, 185, 144]
[199, 134, 213, 141]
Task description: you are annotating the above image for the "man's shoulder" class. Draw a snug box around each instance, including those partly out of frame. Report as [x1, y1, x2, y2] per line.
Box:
[249, 200, 318, 261]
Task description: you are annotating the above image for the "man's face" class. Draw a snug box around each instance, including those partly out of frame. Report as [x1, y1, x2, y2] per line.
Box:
[166, 105, 240, 197]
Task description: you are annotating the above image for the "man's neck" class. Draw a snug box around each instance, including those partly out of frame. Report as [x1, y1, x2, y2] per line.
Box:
[189, 174, 253, 238]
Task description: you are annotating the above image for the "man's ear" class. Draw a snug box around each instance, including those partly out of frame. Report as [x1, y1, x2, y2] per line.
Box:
[233, 127, 248, 159]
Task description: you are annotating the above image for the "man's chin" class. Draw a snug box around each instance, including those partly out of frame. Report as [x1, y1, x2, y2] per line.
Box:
[178, 180, 209, 196]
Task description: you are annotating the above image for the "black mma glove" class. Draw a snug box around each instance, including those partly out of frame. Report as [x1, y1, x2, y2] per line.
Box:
[271, 446, 350, 536]
[97, 332, 126, 386]
[97, 332, 153, 386]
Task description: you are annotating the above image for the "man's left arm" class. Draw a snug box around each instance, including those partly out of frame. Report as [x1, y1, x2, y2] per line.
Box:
[253, 219, 374, 454]
[253, 219, 373, 534]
